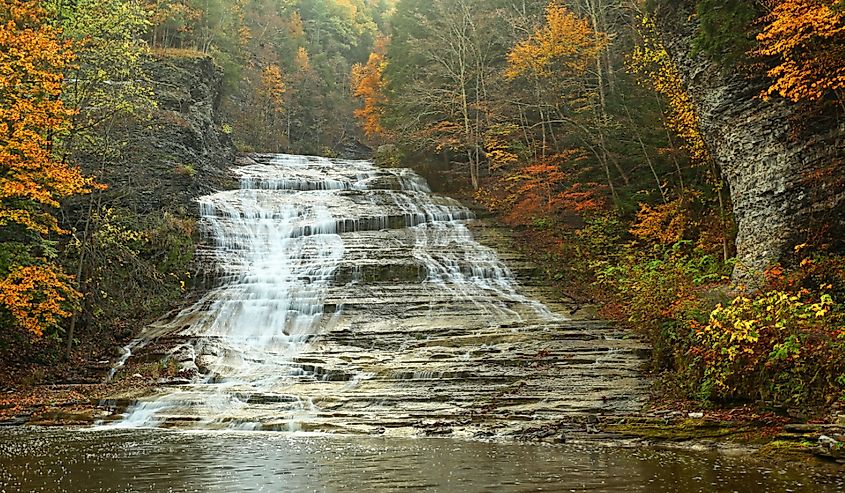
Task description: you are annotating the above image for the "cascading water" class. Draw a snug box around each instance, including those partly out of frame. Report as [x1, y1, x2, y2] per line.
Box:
[112, 153, 648, 434]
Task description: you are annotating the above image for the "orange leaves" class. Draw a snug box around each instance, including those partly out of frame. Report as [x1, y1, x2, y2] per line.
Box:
[0, 0, 91, 232]
[478, 151, 606, 227]
[630, 199, 690, 245]
[505, 3, 605, 80]
[0, 265, 79, 337]
[351, 40, 389, 139]
[0, 1, 90, 337]
[418, 120, 464, 152]
[755, 0, 845, 104]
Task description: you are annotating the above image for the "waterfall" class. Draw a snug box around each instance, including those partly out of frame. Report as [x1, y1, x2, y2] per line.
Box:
[113, 154, 563, 430]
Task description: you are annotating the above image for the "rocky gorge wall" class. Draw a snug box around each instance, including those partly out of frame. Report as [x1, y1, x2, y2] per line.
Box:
[89, 53, 237, 215]
[656, 7, 845, 281]
[56, 52, 237, 366]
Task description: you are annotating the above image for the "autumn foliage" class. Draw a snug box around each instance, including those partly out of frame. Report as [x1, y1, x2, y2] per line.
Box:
[260, 64, 287, 115]
[0, 266, 79, 337]
[351, 36, 389, 139]
[0, 0, 91, 235]
[629, 17, 710, 164]
[477, 151, 606, 227]
[0, 0, 89, 337]
[756, 0, 845, 105]
[505, 3, 605, 80]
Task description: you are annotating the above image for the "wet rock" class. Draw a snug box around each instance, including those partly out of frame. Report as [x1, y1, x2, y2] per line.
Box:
[172, 345, 196, 363]
[818, 435, 837, 448]
[157, 378, 192, 386]
[107, 154, 650, 436]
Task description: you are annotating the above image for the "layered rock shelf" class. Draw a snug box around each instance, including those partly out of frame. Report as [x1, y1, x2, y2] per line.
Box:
[108, 154, 650, 439]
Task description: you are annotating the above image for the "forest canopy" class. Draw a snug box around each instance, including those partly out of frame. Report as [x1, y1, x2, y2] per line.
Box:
[1, 0, 843, 411]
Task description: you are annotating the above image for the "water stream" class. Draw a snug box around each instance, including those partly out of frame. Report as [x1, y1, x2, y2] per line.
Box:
[115, 154, 556, 429]
[2, 155, 839, 492]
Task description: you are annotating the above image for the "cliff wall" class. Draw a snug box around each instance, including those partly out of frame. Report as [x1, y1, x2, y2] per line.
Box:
[656, 8, 845, 281]
[92, 53, 237, 214]
[57, 53, 237, 369]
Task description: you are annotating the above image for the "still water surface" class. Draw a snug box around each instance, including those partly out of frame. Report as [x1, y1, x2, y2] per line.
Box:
[0, 428, 841, 492]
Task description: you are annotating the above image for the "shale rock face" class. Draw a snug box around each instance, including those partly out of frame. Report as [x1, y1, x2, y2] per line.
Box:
[109, 154, 649, 438]
[657, 9, 845, 280]
[84, 53, 236, 216]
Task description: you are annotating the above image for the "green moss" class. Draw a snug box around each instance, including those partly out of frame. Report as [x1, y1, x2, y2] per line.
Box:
[692, 0, 762, 65]
[606, 418, 750, 441]
[755, 440, 815, 461]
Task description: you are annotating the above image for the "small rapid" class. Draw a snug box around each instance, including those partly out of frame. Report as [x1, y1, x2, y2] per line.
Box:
[113, 154, 563, 430]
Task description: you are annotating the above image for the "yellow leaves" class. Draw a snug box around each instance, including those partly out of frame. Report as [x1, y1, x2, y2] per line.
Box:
[755, 0, 845, 103]
[505, 2, 605, 80]
[697, 289, 835, 375]
[483, 124, 520, 171]
[288, 11, 305, 39]
[629, 17, 710, 164]
[260, 64, 286, 115]
[294, 47, 310, 72]
[0, 265, 79, 337]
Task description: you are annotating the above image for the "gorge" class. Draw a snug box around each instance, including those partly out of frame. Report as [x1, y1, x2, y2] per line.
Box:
[2, 0, 844, 490]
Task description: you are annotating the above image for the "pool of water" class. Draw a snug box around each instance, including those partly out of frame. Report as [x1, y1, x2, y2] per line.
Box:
[0, 428, 840, 492]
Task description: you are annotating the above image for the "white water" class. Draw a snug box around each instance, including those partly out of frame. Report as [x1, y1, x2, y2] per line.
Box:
[114, 154, 558, 428]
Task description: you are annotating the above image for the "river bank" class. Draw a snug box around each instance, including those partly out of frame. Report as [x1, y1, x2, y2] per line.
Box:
[2, 380, 844, 468]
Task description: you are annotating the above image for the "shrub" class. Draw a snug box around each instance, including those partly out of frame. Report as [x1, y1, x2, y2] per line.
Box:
[595, 241, 730, 371]
[690, 290, 844, 407]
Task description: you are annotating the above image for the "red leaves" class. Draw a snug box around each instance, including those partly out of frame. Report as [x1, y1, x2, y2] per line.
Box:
[477, 151, 607, 227]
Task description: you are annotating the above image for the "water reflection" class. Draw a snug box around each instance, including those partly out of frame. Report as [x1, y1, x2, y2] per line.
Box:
[0, 428, 841, 492]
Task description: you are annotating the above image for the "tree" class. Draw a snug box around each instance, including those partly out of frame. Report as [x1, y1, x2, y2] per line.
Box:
[351, 36, 389, 139]
[505, 3, 604, 80]
[628, 16, 709, 165]
[384, 0, 509, 189]
[46, 0, 155, 353]
[0, 0, 88, 337]
[261, 64, 287, 115]
[755, 0, 845, 107]
[505, 3, 621, 195]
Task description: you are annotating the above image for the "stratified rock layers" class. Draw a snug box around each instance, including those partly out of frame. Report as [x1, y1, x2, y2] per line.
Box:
[657, 8, 844, 279]
[113, 154, 649, 438]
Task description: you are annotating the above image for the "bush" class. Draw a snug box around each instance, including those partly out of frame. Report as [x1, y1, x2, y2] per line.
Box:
[595, 241, 729, 371]
[690, 290, 844, 407]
